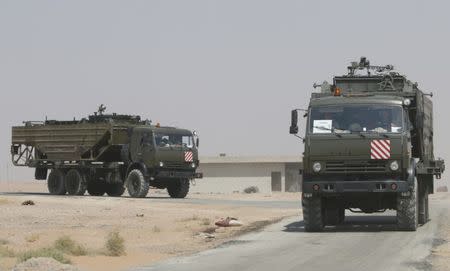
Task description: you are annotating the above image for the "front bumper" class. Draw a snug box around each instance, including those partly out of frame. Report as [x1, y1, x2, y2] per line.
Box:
[155, 170, 203, 179]
[303, 179, 409, 194]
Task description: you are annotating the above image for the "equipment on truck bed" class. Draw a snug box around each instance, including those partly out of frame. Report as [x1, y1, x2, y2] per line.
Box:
[11, 105, 202, 198]
[290, 57, 445, 231]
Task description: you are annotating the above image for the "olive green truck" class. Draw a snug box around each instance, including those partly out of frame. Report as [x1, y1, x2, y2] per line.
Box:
[290, 57, 445, 231]
[11, 106, 202, 198]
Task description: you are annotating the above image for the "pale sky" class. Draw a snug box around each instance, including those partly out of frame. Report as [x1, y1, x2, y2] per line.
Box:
[1, 0, 449, 183]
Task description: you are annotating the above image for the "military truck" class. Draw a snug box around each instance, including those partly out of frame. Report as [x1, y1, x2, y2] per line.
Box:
[290, 57, 445, 231]
[11, 106, 202, 198]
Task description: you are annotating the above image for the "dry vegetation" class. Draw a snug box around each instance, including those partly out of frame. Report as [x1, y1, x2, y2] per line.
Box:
[0, 182, 299, 271]
[105, 231, 126, 256]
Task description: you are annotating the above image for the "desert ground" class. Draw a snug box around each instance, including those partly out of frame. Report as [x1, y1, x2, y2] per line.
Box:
[0, 181, 300, 271]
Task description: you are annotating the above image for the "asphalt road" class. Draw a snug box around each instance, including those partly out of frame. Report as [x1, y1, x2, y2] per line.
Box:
[131, 194, 450, 271]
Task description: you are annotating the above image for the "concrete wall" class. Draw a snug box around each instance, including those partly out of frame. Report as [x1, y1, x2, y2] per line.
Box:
[191, 162, 285, 194]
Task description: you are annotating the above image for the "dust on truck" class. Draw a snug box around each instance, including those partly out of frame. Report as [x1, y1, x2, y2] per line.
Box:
[11, 106, 202, 198]
[290, 57, 445, 231]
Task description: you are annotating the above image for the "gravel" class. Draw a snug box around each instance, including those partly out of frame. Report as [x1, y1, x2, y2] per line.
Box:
[12, 257, 79, 271]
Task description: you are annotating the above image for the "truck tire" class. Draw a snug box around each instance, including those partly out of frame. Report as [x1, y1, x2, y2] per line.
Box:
[47, 169, 66, 195]
[397, 178, 418, 231]
[302, 195, 324, 232]
[87, 181, 106, 196]
[418, 185, 429, 225]
[106, 183, 125, 197]
[65, 169, 87, 195]
[126, 169, 149, 198]
[167, 178, 190, 198]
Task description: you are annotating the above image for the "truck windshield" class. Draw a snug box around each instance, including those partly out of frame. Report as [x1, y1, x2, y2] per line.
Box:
[309, 105, 404, 134]
[155, 133, 194, 148]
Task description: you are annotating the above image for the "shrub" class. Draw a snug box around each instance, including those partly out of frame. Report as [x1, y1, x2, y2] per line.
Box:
[54, 236, 87, 256]
[17, 247, 70, 264]
[243, 186, 259, 194]
[0, 245, 15, 257]
[105, 231, 125, 256]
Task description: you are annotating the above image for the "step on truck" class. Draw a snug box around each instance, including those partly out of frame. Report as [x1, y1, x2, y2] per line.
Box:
[11, 105, 202, 198]
[290, 57, 445, 231]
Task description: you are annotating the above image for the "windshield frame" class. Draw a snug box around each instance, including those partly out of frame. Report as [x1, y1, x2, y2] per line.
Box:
[307, 104, 405, 135]
[154, 132, 196, 149]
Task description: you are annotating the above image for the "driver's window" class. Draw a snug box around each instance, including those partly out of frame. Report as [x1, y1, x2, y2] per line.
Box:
[140, 132, 153, 147]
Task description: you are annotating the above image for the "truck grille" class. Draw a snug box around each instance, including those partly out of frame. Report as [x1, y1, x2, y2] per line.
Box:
[164, 161, 189, 169]
[325, 161, 387, 173]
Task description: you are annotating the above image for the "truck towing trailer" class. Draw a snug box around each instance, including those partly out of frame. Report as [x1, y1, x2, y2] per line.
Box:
[11, 106, 202, 198]
[290, 57, 445, 231]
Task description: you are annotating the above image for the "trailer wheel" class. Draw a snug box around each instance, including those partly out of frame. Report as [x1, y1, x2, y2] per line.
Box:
[87, 181, 106, 196]
[65, 169, 87, 196]
[126, 169, 149, 198]
[397, 178, 418, 231]
[47, 169, 66, 195]
[418, 185, 429, 225]
[106, 183, 125, 197]
[167, 178, 190, 198]
[302, 195, 324, 232]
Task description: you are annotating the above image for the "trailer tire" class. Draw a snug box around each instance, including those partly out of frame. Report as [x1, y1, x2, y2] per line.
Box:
[87, 181, 106, 196]
[418, 184, 429, 225]
[126, 169, 149, 198]
[47, 169, 66, 195]
[65, 169, 87, 196]
[106, 183, 125, 197]
[397, 178, 418, 231]
[167, 178, 190, 198]
[302, 195, 324, 232]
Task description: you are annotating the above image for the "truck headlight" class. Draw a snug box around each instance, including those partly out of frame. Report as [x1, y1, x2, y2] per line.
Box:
[312, 162, 322, 172]
[159, 162, 164, 167]
[191, 163, 196, 168]
[390, 161, 399, 171]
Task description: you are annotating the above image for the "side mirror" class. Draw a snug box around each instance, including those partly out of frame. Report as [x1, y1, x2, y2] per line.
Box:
[289, 110, 299, 134]
[196, 138, 200, 148]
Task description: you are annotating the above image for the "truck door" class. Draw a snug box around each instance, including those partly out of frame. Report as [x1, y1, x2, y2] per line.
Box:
[130, 129, 143, 162]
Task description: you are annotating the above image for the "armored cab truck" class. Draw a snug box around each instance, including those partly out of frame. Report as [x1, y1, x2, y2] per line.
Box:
[11, 106, 202, 198]
[290, 58, 445, 231]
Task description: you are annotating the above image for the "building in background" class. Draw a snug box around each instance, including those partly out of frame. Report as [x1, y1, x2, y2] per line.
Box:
[190, 156, 303, 194]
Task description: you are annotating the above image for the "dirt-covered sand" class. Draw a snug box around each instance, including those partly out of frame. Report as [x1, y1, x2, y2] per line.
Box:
[0, 182, 299, 271]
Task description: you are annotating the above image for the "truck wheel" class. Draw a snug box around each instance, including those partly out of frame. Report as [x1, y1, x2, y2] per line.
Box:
[47, 169, 66, 195]
[167, 178, 190, 198]
[65, 169, 87, 195]
[106, 183, 125, 197]
[126, 169, 149, 198]
[418, 185, 429, 224]
[302, 195, 324, 232]
[87, 181, 106, 196]
[397, 178, 418, 231]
